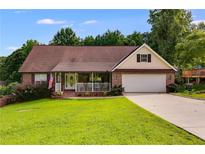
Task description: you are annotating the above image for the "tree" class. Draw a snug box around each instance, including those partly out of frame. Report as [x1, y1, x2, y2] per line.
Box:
[148, 9, 192, 64]
[0, 56, 6, 81]
[191, 22, 205, 31]
[94, 30, 126, 45]
[175, 30, 205, 69]
[141, 32, 158, 51]
[49, 27, 80, 45]
[125, 32, 144, 45]
[1, 40, 39, 83]
[197, 22, 205, 31]
[82, 36, 95, 45]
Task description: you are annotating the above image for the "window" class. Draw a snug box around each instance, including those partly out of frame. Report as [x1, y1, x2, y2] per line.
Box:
[141, 54, 148, 62]
[137, 54, 151, 63]
[34, 74, 47, 84]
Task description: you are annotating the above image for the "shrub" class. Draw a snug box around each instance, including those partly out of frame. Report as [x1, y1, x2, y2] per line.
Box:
[0, 82, 19, 96]
[184, 90, 191, 94]
[192, 84, 205, 91]
[166, 83, 178, 92]
[107, 85, 123, 96]
[14, 83, 51, 101]
[167, 84, 189, 93]
[0, 86, 7, 96]
[176, 84, 186, 92]
[179, 84, 205, 93]
[168, 83, 205, 94]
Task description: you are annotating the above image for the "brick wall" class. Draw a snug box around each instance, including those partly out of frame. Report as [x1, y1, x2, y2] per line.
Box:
[112, 72, 122, 87]
[166, 73, 175, 85]
[22, 73, 33, 85]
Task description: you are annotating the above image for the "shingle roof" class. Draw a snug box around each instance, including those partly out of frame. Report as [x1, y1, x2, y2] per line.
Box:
[19, 46, 139, 73]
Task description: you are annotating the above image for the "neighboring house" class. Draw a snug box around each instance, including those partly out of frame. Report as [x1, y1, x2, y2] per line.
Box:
[19, 44, 176, 95]
[182, 68, 205, 84]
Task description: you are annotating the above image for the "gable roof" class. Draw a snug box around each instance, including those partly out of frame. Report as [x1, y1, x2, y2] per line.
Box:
[112, 43, 177, 71]
[19, 46, 139, 73]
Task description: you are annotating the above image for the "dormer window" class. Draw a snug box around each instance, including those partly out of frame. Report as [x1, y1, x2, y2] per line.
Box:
[137, 54, 151, 63]
[141, 54, 148, 62]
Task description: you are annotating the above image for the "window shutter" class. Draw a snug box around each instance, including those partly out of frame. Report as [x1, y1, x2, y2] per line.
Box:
[148, 54, 151, 62]
[137, 54, 140, 62]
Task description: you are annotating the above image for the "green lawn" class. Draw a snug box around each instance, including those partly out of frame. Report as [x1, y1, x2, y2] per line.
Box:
[175, 93, 205, 100]
[0, 97, 204, 145]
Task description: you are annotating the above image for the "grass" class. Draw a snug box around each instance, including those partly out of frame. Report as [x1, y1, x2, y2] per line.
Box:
[175, 92, 205, 100]
[0, 97, 204, 145]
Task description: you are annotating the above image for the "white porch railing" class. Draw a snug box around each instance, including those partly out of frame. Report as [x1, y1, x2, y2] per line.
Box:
[76, 83, 110, 92]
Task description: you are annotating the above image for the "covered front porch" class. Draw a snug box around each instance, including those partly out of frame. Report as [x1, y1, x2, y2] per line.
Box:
[54, 72, 111, 93]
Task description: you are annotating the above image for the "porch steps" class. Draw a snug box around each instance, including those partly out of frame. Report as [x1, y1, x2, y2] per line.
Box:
[62, 90, 76, 98]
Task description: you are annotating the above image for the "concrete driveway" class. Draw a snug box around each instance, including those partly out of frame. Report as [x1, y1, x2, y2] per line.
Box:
[124, 93, 205, 140]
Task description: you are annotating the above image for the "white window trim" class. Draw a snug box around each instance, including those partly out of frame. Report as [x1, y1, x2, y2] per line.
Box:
[34, 73, 47, 84]
[140, 54, 148, 62]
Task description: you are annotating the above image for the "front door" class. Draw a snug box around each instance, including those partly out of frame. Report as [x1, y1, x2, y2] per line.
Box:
[65, 73, 76, 90]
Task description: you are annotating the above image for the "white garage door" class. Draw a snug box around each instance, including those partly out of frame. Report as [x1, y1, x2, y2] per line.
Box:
[122, 74, 166, 92]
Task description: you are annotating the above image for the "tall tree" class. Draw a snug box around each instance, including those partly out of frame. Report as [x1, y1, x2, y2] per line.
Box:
[191, 22, 205, 31]
[125, 32, 144, 45]
[197, 22, 205, 31]
[0, 56, 6, 81]
[175, 30, 205, 69]
[82, 36, 95, 45]
[50, 27, 80, 45]
[141, 32, 158, 50]
[148, 9, 192, 64]
[94, 30, 125, 45]
[1, 40, 39, 83]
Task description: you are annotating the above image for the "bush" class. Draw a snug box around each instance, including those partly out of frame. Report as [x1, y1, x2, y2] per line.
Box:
[0, 82, 19, 96]
[107, 85, 123, 96]
[192, 84, 205, 91]
[166, 83, 178, 92]
[167, 84, 190, 93]
[14, 83, 51, 101]
[167, 83, 205, 94]
[176, 84, 186, 92]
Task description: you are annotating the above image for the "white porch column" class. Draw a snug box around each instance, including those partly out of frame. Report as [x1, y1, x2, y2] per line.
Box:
[54, 72, 57, 92]
[75, 73, 77, 92]
[92, 72, 94, 92]
[55, 72, 61, 92]
[109, 72, 111, 91]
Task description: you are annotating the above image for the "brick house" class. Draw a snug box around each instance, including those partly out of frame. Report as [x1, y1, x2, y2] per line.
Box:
[19, 44, 176, 95]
